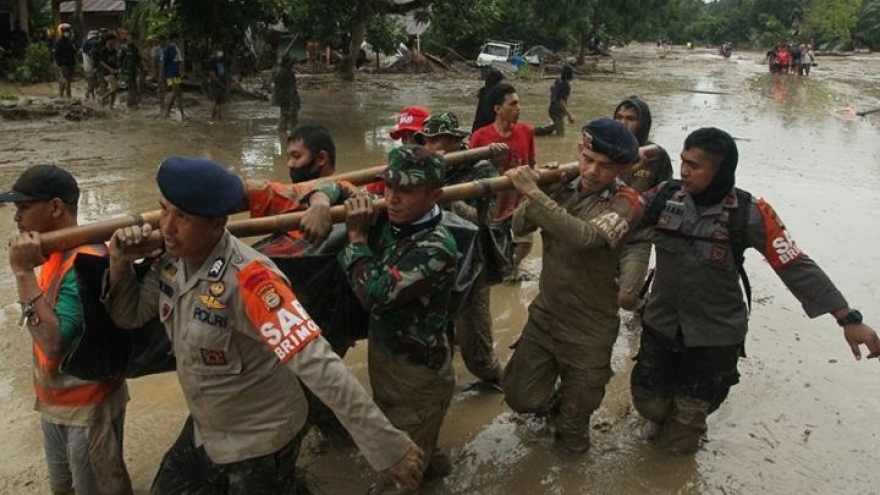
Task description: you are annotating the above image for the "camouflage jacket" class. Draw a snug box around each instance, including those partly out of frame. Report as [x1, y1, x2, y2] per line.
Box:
[338, 211, 458, 369]
[118, 42, 141, 77]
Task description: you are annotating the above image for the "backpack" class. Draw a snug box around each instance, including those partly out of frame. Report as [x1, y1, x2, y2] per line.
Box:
[643, 180, 754, 311]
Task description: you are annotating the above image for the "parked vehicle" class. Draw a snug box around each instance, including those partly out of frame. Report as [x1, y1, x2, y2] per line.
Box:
[476, 40, 523, 67]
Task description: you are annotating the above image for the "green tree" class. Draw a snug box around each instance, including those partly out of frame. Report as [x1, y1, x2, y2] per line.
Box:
[856, 0, 880, 48]
[801, 0, 861, 45]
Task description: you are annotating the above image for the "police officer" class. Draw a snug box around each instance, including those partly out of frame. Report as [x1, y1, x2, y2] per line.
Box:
[501, 118, 642, 453]
[631, 127, 880, 454]
[104, 156, 424, 493]
[339, 146, 460, 483]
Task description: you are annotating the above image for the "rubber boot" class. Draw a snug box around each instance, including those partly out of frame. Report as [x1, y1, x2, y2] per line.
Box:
[656, 396, 710, 454]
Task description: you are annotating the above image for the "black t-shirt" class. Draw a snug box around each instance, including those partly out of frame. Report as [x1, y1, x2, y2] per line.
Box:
[96, 45, 118, 75]
[207, 56, 229, 83]
[54, 37, 77, 67]
[550, 79, 571, 104]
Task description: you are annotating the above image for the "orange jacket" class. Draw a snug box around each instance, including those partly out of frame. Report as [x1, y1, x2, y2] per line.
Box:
[33, 244, 123, 407]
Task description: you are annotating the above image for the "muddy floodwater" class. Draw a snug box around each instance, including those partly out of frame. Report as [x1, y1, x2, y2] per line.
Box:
[1, 44, 879, 495]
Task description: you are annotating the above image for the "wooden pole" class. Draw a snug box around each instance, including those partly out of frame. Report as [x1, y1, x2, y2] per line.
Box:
[298, 144, 506, 188]
[38, 145, 505, 254]
[225, 163, 580, 238]
[40, 144, 659, 253]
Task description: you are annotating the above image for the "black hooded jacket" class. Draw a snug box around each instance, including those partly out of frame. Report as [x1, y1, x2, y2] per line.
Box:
[614, 96, 673, 193]
[472, 69, 505, 132]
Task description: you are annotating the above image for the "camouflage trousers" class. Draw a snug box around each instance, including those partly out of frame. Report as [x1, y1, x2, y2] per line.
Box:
[149, 416, 307, 495]
[502, 318, 613, 452]
[454, 269, 502, 383]
[369, 343, 455, 477]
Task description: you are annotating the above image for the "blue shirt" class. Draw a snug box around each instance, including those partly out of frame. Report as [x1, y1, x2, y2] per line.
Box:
[162, 43, 182, 78]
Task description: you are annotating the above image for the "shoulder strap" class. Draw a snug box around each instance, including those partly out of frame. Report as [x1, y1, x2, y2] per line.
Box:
[643, 180, 681, 227]
[730, 188, 753, 312]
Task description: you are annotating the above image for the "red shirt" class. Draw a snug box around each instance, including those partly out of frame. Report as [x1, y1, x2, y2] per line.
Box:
[469, 122, 536, 220]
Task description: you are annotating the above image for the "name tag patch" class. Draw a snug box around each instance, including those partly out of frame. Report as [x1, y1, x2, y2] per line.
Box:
[194, 306, 228, 327]
[200, 348, 227, 366]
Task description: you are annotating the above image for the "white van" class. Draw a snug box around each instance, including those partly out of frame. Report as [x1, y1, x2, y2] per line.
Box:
[476, 40, 523, 67]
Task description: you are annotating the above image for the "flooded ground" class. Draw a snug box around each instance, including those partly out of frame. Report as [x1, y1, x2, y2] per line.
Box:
[0, 44, 879, 495]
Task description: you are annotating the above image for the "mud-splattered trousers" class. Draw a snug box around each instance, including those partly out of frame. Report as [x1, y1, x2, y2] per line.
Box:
[502, 179, 641, 451]
[632, 185, 848, 453]
[445, 161, 503, 383]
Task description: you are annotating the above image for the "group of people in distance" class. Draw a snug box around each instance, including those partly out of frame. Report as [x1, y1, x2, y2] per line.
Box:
[766, 42, 816, 75]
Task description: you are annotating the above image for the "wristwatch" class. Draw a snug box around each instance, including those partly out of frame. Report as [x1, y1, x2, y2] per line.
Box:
[836, 309, 863, 327]
[19, 294, 42, 326]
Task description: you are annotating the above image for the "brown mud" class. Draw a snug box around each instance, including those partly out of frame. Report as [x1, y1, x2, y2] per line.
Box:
[0, 44, 879, 495]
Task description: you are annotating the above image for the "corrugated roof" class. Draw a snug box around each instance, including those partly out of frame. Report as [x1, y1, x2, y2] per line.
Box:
[59, 0, 125, 14]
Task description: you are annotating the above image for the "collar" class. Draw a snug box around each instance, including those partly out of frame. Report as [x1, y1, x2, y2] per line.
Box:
[174, 231, 233, 295]
[570, 177, 621, 200]
[686, 188, 739, 216]
[389, 205, 442, 238]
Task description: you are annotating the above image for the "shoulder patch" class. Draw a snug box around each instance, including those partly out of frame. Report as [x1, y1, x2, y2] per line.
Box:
[237, 262, 321, 364]
[757, 199, 802, 268]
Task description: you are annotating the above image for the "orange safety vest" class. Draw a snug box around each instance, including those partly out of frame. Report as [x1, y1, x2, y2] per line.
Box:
[33, 244, 122, 407]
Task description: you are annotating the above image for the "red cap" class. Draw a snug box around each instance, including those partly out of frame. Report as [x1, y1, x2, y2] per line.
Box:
[390, 106, 430, 140]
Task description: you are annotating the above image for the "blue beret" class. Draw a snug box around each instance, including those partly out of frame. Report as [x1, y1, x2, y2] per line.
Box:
[157, 156, 243, 217]
[581, 117, 640, 165]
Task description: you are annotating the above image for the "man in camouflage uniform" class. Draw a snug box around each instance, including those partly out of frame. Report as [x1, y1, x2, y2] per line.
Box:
[502, 118, 643, 453]
[415, 113, 504, 389]
[118, 32, 144, 108]
[339, 146, 459, 484]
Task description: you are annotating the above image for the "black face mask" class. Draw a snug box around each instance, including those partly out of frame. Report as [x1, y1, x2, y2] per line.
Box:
[289, 164, 321, 183]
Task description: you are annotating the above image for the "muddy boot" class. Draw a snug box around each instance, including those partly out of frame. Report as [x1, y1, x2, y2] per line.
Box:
[557, 430, 590, 454]
[424, 450, 452, 480]
[656, 396, 709, 454]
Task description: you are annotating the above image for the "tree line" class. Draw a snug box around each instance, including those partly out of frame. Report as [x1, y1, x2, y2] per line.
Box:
[37, 0, 880, 80]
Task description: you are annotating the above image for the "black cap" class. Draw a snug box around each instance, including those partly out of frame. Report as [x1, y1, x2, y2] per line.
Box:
[157, 156, 244, 217]
[0, 164, 79, 205]
[581, 117, 640, 165]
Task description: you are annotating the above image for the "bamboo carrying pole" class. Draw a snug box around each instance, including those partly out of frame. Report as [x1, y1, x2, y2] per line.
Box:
[228, 142, 660, 238]
[226, 163, 581, 239]
[38, 145, 507, 254]
[40, 144, 660, 253]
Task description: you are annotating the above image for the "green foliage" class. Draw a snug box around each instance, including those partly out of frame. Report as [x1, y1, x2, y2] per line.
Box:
[6, 43, 54, 84]
[754, 14, 792, 47]
[0, 92, 18, 101]
[26, 0, 51, 33]
[366, 14, 408, 55]
[856, 0, 880, 48]
[419, 1, 503, 57]
[126, 0, 173, 39]
[801, 0, 861, 44]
